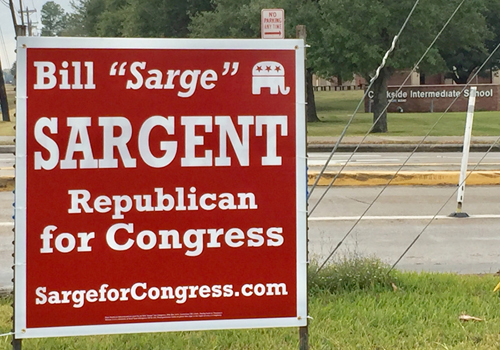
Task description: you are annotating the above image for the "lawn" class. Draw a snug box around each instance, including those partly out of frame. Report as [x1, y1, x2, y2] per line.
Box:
[309, 90, 500, 137]
[2, 258, 500, 349]
[2, 88, 500, 138]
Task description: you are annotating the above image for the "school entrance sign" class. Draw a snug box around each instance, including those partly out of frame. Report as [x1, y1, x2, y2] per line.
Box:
[15, 37, 306, 338]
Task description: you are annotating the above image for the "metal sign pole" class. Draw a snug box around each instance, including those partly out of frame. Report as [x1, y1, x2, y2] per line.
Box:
[296, 24, 309, 350]
[450, 86, 476, 218]
[12, 338, 21, 350]
[12, 144, 20, 349]
[0, 58, 10, 121]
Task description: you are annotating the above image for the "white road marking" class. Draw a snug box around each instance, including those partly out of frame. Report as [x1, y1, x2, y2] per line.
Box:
[4, 215, 496, 226]
[309, 214, 500, 221]
[352, 159, 402, 163]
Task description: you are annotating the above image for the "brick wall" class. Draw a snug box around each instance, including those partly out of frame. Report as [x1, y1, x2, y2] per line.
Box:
[365, 84, 500, 113]
[388, 70, 420, 86]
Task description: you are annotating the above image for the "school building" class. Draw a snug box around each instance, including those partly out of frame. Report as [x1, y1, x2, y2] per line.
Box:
[313, 70, 500, 112]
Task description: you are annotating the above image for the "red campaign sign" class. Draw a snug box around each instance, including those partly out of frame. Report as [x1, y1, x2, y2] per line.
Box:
[14, 37, 306, 338]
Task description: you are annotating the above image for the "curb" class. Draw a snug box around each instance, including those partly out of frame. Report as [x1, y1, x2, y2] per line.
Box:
[307, 171, 500, 186]
[2, 144, 499, 154]
[2, 172, 499, 190]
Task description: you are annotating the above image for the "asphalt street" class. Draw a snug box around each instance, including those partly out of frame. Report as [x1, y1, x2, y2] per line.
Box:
[1, 186, 500, 292]
[2, 152, 500, 178]
[308, 185, 500, 274]
[307, 151, 500, 171]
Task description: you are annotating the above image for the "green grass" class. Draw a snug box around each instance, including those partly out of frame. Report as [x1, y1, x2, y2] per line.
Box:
[3, 258, 500, 349]
[2, 88, 500, 138]
[309, 90, 500, 137]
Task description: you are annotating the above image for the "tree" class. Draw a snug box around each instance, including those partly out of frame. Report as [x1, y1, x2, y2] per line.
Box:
[122, 0, 213, 38]
[439, 0, 500, 84]
[189, 0, 322, 122]
[68, 0, 213, 38]
[68, 0, 320, 121]
[41, 1, 68, 36]
[316, 0, 491, 132]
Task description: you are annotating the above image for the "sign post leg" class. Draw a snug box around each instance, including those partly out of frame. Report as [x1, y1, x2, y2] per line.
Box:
[13, 232, 21, 350]
[296, 24, 309, 350]
[12, 143, 19, 349]
[12, 338, 21, 350]
[299, 325, 309, 350]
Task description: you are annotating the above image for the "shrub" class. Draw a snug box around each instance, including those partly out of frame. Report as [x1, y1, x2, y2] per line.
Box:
[308, 254, 396, 294]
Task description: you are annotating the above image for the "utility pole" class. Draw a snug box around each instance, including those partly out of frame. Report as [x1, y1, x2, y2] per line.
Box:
[18, 0, 25, 28]
[3, 0, 23, 123]
[9, 0, 26, 37]
[0, 58, 10, 122]
[18, 0, 36, 37]
[27, 7, 33, 36]
[19, 7, 36, 36]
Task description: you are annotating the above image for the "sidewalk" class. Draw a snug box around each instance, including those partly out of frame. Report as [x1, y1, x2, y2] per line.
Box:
[307, 135, 500, 152]
[308, 136, 500, 185]
[2, 135, 499, 152]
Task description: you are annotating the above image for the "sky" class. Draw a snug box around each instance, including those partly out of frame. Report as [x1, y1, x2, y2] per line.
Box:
[0, 0, 73, 70]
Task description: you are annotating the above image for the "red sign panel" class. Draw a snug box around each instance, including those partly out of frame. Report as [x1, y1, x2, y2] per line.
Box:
[15, 37, 306, 338]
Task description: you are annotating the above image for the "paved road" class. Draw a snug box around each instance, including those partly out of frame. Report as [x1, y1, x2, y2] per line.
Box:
[308, 152, 500, 171]
[2, 152, 500, 179]
[308, 186, 500, 274]
[1, 186, 499, 291]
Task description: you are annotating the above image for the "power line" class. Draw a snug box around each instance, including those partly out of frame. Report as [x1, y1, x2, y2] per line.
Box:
[388, 135, 500, 273]
[312, 0, 472, 274]
[30, 0, 39, 35]
[316, 42, 500, 275]
[387, 41, 500, 273]
[308, 0, 468, 216]
[307, 0, 421, 200]
[315, 38, 500, 274]
[0, 25, 11, 68]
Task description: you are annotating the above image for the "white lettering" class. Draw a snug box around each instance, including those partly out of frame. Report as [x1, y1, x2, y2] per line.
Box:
[34, 117, 59, 170]
[34, 61, 57, 89]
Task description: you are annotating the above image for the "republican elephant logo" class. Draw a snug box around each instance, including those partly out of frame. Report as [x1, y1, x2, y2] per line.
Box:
[252, 61, 290, 95]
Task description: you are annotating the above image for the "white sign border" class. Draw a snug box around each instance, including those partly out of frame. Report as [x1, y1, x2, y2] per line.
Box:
[14, 37, 307, 339]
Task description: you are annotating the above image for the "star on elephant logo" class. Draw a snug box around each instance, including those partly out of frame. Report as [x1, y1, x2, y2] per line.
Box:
[252, 61, 290, 95]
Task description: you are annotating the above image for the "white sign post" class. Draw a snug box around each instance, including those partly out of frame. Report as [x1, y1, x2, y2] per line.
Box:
[261, 9, 285, 39]
[450, 86, 477, 218]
